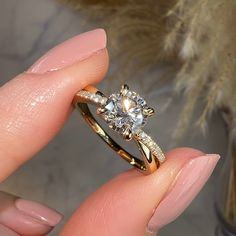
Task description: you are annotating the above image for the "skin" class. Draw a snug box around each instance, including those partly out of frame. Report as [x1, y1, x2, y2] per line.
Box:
[0, 49, 207, 235]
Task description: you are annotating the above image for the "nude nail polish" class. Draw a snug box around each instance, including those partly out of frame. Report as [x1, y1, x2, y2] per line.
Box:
[0, 196, 62, 235]
[15, 199, 62, 226]
[147, 154, 220, 233]
[28, 28, 107, 73]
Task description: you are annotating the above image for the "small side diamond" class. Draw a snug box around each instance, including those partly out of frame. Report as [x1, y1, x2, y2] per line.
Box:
[133, 130, 165, 163]
[78, 90, 107, 106]
[93, 95, 100, 103]
[100, 97, 108, 106]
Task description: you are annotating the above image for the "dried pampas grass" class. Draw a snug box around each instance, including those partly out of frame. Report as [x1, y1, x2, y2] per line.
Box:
[60, 0, 236, 226]
[166, 0, 236, 139]
[59, 0, 178, 85]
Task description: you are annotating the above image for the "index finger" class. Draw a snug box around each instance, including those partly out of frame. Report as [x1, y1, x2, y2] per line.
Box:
[0, 29, 108, 181]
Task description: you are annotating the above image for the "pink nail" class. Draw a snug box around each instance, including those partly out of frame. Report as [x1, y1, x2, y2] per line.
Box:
[15, 199, 62, 226]
[0, 198, 62, 235]
[28, 28, 107, 74]
[147, 154, 220, 233]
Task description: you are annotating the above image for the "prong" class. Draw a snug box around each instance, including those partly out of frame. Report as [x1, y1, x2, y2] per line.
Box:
[96, 91, 106, 97]
[122, 84, 129, 90]
[143, 107, 155, 117]
[97, 107, 106, 115]
[122, 128, 132, 141]
[120, 84, 129, 95]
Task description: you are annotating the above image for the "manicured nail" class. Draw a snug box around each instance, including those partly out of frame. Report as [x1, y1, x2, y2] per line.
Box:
[15, 199, 62, 226]
[147, 154, 220, 233]
[28, 28, 107, 73]
[0, 224, 19, 236]
[0, 196, 62, 235]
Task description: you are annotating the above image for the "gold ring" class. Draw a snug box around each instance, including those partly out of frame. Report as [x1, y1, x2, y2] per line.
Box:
[73, 84, 165, 174]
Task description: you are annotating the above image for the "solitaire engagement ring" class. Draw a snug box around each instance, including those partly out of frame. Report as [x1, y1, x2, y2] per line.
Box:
[73, 84, 165, 174]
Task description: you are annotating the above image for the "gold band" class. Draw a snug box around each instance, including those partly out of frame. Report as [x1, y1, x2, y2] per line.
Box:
[73, 86, 165, 174]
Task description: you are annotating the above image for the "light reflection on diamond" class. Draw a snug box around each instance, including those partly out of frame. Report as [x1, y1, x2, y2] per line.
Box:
[99, 90, 150, 136]
[105, 100, 115, 112]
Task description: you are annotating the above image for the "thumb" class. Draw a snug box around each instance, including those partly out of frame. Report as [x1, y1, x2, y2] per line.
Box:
[61, 148, 219, 236]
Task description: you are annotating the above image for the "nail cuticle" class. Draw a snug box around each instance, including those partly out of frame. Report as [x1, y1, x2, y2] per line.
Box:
[26, 48, 107, 75]
[46, 48, 106, 74]
[0, 224, 20, 236]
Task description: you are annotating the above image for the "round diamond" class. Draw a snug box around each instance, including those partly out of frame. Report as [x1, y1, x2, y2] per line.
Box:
[101, 91, 148, 135]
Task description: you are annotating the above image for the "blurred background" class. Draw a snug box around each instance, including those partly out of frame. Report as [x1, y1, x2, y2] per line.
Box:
[0, 0, 229, 235]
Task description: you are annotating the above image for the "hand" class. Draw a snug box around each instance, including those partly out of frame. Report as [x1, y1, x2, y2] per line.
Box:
[0, 29, 220, 236]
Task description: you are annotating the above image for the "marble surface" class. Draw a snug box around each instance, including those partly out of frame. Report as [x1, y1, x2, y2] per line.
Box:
[0, 0, 227, 235]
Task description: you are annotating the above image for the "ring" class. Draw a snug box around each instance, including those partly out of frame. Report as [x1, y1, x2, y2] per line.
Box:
[73, 84, 165, 174]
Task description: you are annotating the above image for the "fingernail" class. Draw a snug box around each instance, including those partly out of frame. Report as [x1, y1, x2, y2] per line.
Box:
[28, 28, 107, 74]
[0, 224, 19, 236]
[147, 154, 220, 233]
[0, 197, 62, 235]
[15, 199, 62, 227]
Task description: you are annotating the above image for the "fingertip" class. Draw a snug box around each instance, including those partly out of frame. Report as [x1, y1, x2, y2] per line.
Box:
[0, 224, 19, 236]
[61, 148, 205, 236]
[147, 153, 220, 232]
[0, 192, 62, 236]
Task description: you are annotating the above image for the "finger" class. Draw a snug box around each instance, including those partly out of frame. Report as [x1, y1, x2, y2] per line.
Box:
[61, 148, 220, 236]
[0, 224, 19, 236]
[0, 191, 62, 236]
[0, 29, 108, 181]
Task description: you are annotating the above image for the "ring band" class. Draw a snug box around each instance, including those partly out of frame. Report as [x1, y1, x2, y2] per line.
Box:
[73, 84, 165, 174]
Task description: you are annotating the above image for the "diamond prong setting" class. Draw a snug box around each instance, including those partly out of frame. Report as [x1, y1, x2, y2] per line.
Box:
[75, 84, 165, 167]
[123, 128, 132, 141]
[96, 91, 106, 97]
[97, 107, 106, 115]
[120, 84, 129, 96]
[98, 85, 155, 139]
[143, 107, 155, 117]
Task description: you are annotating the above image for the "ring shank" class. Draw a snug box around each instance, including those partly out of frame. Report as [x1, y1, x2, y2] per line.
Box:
[76, 103, 147, 171]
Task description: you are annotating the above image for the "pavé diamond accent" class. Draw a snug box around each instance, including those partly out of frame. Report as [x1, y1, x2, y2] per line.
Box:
[134, 129, 165, 163]
[77, 90, 107, 106]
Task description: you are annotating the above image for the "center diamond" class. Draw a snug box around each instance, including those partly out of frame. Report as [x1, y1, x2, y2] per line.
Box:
[97, 85, 154, 139]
